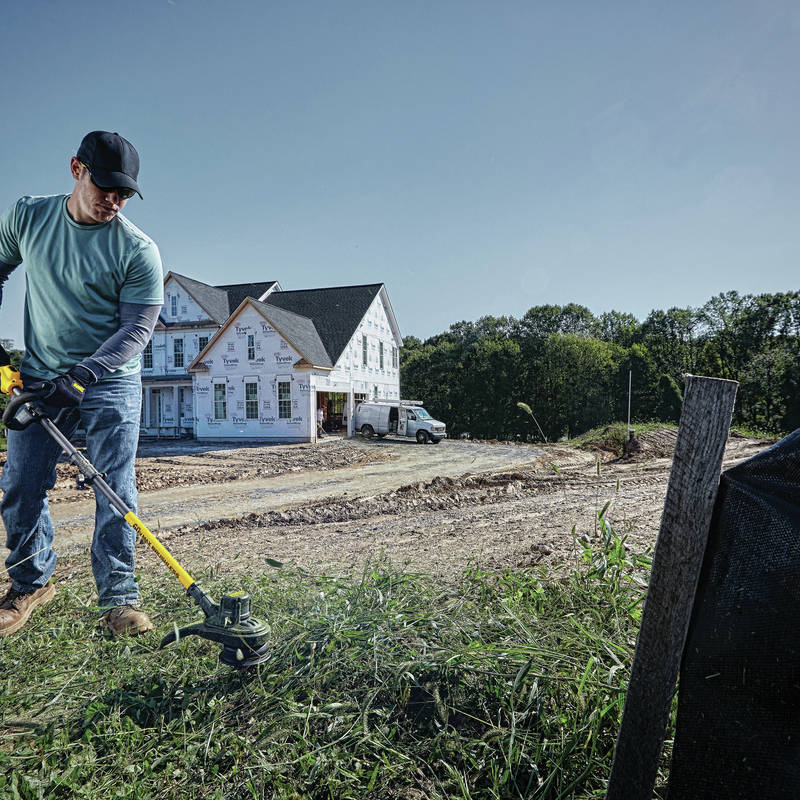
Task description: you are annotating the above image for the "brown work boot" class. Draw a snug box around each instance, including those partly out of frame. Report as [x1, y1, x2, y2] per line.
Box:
[100, 605, 154, 637]
[0, 582, 56, 636]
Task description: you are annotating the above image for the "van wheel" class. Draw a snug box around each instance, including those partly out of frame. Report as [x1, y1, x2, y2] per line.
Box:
[361, 424, 375, 439]
[416, 430, 429, 444]
[431, 437, 441, 444]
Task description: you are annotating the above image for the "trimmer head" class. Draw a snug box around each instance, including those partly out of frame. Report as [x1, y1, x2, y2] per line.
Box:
[161, 585, 271, 669]
[219, 641, 271, 669]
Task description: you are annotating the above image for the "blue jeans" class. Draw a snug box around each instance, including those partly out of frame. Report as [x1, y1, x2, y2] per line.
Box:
[1, 375, 142, 610]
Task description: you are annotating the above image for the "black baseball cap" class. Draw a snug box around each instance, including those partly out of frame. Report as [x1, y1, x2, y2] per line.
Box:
[76, 131, 142, 199]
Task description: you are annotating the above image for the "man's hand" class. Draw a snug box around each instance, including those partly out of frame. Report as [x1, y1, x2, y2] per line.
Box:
[26, 365, 98, 408]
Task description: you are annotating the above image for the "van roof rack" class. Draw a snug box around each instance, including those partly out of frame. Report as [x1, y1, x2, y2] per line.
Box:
[358, 399, 424, 406]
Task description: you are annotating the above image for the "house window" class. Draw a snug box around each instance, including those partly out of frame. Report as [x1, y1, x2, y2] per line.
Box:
[142, 341, 153, 370]
[171, 296, 177, 317]
[198, 335, 209, 352]
[245, 382, 258, 419]
[278, 381, 291, 419]
[379, 341, 384, 369]
[362, 335, 368, 366]
[214, 383, 227, 419]
[151, 389, 162, 426]
[173, 338, 184, 368]
[392, 346, 398, 369]
[247, 334, 255, 361]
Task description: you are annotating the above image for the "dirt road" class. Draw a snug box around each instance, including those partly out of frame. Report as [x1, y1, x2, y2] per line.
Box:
[46, 438, 542, 554]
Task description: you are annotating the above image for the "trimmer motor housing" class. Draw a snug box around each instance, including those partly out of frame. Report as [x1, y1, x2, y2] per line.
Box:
[160, 584, 271, 669]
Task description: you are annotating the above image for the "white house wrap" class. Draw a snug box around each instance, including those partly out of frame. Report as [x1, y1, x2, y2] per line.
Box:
[140, 272, 402, 442]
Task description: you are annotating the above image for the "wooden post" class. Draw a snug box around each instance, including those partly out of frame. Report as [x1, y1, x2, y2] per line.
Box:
[606, 374, 738, 800]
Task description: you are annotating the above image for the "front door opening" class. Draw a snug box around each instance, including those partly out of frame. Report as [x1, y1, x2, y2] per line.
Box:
[316, 392, 348, 434]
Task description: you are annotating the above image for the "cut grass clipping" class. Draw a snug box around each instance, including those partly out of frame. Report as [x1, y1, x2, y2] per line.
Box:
[0, 540, 669, 799]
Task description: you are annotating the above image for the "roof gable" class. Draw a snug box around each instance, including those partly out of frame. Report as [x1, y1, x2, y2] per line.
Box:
[165, 273, 280, 325]
[188, 298, 333, 373]
[250, 300, 332, 368]
[168, 272, 231, 324]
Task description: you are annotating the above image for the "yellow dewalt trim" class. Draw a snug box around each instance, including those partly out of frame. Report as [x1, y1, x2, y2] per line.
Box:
[0, 365, 24, 395]
[124, 511, 195, 589]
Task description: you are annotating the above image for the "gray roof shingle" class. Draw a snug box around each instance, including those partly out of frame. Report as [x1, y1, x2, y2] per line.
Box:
[170, 273, 231, 323]
[250, 300, 332, 368]
[216, 281, 278, 311]
[264, 284, 384, 364]
[168, 273, 278, 323]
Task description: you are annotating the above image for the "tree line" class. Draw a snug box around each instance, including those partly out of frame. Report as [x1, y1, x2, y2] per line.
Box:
[400, 291, 800, 441]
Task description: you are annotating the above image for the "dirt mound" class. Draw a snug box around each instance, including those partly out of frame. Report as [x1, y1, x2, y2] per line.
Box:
[627, 428, 679, 459]
[175, 467, 579, 535]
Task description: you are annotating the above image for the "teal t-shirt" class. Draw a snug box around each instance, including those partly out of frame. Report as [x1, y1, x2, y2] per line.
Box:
[0, 195, 164, 380]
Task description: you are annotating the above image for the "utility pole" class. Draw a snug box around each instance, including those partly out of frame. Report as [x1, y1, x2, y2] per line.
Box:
[627, 369, 632, 435]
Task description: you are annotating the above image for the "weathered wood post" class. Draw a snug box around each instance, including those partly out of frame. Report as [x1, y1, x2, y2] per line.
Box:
[605, 374, 738, 799]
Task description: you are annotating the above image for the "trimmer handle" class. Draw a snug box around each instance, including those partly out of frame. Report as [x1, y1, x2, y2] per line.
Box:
[160, 622, 211, 648]
[2, 387, 71, 430]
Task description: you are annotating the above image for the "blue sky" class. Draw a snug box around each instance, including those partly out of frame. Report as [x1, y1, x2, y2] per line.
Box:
[1, 1, 798, 348]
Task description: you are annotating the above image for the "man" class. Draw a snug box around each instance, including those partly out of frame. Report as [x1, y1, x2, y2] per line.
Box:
[0, 131, 164, 637]
[317, 405, 326, 437]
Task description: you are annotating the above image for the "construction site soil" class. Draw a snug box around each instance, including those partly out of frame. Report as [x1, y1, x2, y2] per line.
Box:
[0, 429, 773, 590]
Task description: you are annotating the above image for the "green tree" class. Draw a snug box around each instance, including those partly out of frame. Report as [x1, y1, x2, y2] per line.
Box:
[400, 338, 464, 431]
[654, 373, 683, 423]
[519, 303, 600, 340]
[460, 337, 523, 439]
[398, 289, 799, 443]
[697, 291, 800, 428]
[536, 334, 623, 439]
[639, 306, 699, 378]
[598, 311, 640, 348]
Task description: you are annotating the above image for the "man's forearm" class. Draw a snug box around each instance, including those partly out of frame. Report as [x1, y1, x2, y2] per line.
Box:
[79, 302, 161, 379]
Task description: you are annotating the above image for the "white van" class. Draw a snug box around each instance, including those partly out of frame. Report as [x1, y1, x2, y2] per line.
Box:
[353, 400, 447, 444]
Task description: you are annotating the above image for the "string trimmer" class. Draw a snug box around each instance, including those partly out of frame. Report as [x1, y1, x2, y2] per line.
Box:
[0, 354, 270, 669]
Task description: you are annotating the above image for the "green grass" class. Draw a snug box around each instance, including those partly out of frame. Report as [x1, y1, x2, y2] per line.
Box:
[568, 421, 678, 455]
[0, 544, 668, 799]
[728, 424, 781, 440]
